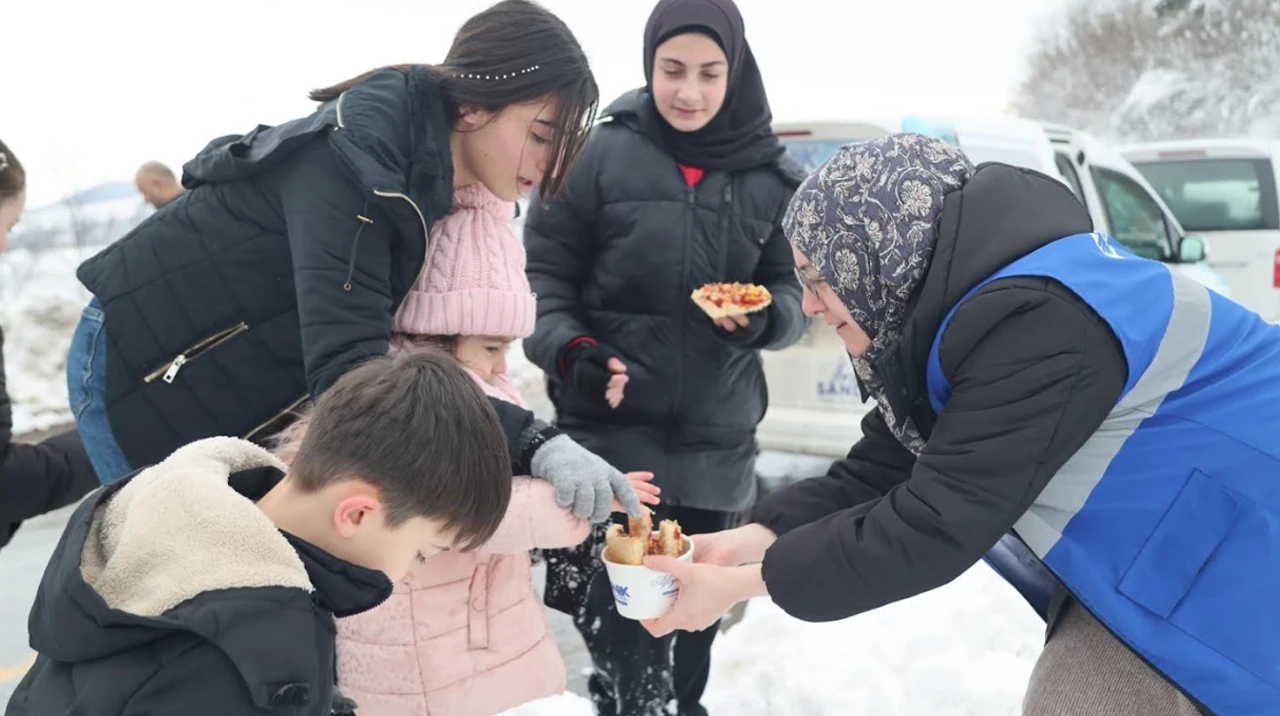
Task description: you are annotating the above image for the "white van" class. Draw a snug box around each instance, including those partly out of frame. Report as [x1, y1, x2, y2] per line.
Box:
[1121, 140, 1280, 322]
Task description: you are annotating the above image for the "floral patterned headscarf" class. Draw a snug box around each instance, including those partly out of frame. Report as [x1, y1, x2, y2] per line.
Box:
[783, 133, 973, 452]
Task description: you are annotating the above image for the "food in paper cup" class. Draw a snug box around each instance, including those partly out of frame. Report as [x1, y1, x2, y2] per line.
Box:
[600, 509, 694, 620]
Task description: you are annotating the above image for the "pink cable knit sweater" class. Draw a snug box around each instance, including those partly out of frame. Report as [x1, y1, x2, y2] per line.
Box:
[272, 360, 588, 716]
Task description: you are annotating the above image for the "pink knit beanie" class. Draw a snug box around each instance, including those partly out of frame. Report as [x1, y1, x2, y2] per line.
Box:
[394, 184, 535, 338]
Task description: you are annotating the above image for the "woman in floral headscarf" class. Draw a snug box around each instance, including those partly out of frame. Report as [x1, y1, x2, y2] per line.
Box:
[641, 133, 1280, 715]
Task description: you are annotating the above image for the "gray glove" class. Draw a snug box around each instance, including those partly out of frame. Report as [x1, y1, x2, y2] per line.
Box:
[529, 434, 643, 523]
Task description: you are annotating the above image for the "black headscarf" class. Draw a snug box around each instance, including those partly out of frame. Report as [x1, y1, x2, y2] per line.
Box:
[642, 0, 783, 171]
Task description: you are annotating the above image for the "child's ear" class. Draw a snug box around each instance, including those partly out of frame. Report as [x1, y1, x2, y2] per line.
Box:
[333, 493, 383, 538]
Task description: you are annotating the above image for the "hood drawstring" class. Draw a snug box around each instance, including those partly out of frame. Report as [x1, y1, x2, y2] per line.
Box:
[343, 200, 373, 292]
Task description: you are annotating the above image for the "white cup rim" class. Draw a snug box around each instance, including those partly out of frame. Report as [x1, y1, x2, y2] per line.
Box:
[600, 534, 695, 573]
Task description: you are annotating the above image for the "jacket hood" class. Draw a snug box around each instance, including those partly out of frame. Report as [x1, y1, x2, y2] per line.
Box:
[877, 162, 1095, 428]
[601, 88, 805, 188]
[26, 437, 391, 678]
[602, 88, 661, 138]
[921, 162, 1094, 316]
[182, 66, 454, 224]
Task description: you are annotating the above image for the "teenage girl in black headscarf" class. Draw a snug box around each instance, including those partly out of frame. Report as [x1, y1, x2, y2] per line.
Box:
[522, 1, 806, 713]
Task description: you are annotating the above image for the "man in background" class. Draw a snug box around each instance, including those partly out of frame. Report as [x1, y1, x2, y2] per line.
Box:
[133, 161, 183, 209]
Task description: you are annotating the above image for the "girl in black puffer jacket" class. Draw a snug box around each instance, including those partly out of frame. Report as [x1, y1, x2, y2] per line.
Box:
[63, 1, 643, 526]
[522, 1, 806, 714]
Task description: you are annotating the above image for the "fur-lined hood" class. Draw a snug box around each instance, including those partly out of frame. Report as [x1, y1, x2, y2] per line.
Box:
[24, 437, 391, 690]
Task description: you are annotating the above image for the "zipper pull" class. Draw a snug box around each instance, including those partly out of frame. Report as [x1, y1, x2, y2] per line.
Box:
[162, 355, 187, 384]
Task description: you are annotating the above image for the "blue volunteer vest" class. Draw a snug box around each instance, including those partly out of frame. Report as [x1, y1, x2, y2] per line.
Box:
[926, 233, 1280, 715]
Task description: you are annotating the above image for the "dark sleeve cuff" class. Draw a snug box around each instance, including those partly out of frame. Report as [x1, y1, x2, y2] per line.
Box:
[556, 335, 597, 381]
[514, 418, 562, 476]
[487, 397, 541, 475]
[759, 504, 880, 623]
[748, 489, 806, 537]
[760, 519, 854, 623]
[715, 306, 772, 348]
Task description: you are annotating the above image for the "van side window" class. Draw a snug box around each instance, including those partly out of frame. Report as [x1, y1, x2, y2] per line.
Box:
[1133, 158, 1280, 232]
[1091, 167, 1173, 261]
[1055, 153, 1086, 204]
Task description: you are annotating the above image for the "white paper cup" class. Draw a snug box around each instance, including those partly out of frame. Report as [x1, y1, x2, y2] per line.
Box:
[601, 535, 695, 620]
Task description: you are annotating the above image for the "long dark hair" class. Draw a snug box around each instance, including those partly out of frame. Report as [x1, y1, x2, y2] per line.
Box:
[0, 139, 24, 201]
[309, 0, 598, 202]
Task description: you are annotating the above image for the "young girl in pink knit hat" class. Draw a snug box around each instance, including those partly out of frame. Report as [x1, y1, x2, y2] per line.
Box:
[273, 184, 659, 716]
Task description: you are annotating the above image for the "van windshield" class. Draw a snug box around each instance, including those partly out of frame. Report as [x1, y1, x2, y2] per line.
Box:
[1133, 158, 1280, 232]
[780, 139, 854, 173]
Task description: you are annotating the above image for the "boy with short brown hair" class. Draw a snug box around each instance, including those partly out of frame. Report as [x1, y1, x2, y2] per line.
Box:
[7, 350, 512, 716]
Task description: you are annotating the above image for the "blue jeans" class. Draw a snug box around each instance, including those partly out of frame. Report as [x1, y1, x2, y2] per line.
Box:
[67, 299, 133, 484]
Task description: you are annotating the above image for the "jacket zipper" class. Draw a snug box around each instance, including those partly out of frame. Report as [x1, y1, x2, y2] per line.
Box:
[717, 181, 734, 275]
[243, 393, 311, 442]
[674, 177, 696, 418]
[143, 322, 249, 384]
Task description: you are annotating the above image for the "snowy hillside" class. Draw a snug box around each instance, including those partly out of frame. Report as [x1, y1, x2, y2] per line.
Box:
[0, 247, 97, 434]
[9, 182, 150, 252]
[0, 180, 150, 434]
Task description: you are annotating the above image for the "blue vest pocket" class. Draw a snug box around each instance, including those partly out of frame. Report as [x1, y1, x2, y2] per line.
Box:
[1118, 469, 1239, 618]
[1117, 469, 1279, 688]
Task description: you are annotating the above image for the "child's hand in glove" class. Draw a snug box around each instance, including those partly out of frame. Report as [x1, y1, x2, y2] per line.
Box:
[530, 434, 645, 522]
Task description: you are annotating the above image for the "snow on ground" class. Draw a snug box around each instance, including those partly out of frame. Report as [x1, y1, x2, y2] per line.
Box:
[506, 560, 1045, 715]
[499, 692, 594, 715]
[0, 246, 97, 434]
[701, 564, 1044, 715]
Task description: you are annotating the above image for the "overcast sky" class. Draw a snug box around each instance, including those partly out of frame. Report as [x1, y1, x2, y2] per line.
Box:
[3, 0, 1066, 205]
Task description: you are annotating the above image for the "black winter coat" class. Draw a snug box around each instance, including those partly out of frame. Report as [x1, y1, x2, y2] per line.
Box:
[751, 164, 1131, 622]
[7, 445, 390, 716]
[523, 90, 807, 513]
[0, 326, 99, 548]
[75, 67, 538, 471]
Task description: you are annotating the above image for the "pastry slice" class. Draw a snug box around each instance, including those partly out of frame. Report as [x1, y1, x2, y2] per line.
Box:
[604, 524, 646, 566]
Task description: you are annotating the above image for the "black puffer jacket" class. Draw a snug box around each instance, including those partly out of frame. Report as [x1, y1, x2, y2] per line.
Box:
[76, 67, 537, 471]
[751, 164, 1131, 621]
[523, 90, 806, 512]
[0, 326, 99, 548]
[7, 441, 391, 715]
